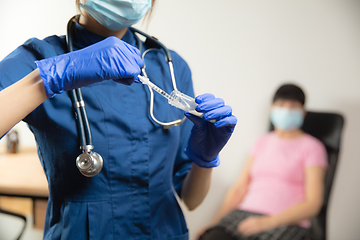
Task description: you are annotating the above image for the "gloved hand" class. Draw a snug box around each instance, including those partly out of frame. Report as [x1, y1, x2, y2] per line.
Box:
[35, 36, 143, 98]
[184, 93, 237, 168]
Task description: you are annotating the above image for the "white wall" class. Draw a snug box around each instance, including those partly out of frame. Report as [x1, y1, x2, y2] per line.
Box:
[1, 1, 360, 239]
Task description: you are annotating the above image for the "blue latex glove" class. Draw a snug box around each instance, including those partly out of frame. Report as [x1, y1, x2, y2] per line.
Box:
[35, 36, 143, 98]
[184, 93, 237, 168]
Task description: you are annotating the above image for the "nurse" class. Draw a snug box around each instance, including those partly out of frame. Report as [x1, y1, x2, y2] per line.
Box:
[0, 0, 236, 239]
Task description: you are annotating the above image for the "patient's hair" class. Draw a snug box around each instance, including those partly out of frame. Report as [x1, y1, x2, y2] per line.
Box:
[273, 84, 305, 106]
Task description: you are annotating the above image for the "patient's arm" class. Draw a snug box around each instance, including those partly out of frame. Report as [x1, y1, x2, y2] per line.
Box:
[238, 166, 326, 236]
[209, 156, 253, 225]
[269, 166, 325, 226]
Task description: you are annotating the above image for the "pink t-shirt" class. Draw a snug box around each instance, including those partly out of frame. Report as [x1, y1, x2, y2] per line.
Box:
[238, 132, 328, 228]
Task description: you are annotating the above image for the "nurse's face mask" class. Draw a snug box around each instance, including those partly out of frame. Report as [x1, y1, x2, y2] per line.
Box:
[80, 0, 152, 31]
[270, 99, 305, 131]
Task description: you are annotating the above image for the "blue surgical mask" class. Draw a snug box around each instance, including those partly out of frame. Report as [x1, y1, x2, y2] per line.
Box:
[80, 0, 152, 31]
[270, 107, 304, 131]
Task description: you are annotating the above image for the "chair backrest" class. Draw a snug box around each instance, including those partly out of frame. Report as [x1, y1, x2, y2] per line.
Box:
[0, 208, 27, 240]
[270, 111, 344, 240]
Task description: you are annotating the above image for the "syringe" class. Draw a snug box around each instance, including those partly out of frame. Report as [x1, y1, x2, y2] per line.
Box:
[138, 75, 173, 102]
[138, 75, 204, 118]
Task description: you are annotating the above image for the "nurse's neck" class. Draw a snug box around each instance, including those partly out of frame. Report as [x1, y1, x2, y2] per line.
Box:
[275, 128, 304, 139]
[78, 12, 128, 39]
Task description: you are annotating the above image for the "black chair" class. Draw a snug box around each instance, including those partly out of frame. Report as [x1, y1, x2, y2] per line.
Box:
[271, 111, 344, 240]
[0, 208, 27, 240]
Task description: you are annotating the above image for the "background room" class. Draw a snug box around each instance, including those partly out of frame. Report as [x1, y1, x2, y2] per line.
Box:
[0, 0, 359, 239]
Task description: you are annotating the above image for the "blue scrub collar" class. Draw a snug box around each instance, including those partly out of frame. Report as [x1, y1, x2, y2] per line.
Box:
[71, 22, 137, 51]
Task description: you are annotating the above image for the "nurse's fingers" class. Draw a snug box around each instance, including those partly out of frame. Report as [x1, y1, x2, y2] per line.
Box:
[195, 93, 215, 104]
[213, 115, 237, 128]
[203, 105, 232, 120]
[196, 98, 225, 112]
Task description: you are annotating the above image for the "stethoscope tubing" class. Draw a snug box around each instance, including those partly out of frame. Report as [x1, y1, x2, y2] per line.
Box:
[69, 89, 87, 147]
[139, 48, 185, 128]
[76, 88, 93, 146]
[133, 37, 186, 128]
[66, 15, 188, 152]
[64, 15, 189, 176]
[66, 15, 92, 149]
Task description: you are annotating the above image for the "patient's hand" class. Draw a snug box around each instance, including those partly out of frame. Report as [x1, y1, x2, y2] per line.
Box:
[237, 216, 275, 236]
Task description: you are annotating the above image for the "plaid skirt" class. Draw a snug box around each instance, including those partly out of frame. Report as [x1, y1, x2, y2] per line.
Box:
[199, 210, 310, 240]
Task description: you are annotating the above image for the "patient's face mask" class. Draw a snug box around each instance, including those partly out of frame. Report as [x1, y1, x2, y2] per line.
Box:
[270, 107, 304, 131]
[80, 0, 152, 31]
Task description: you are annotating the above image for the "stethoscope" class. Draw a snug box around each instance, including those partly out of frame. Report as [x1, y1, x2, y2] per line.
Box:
[66, 15, 185, 177]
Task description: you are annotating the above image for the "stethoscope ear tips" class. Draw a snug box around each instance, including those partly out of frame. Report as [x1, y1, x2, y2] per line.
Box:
[76, 151, 103, 177]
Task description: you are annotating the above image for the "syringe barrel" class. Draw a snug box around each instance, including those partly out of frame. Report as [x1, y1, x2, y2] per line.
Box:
[168, 90, 204, 118]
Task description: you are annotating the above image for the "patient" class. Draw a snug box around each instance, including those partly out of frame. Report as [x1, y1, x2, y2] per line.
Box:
[198, 84, 327, 240]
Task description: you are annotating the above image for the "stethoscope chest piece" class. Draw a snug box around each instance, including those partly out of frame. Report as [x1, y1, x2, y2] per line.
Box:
[76, 151, 103, 177]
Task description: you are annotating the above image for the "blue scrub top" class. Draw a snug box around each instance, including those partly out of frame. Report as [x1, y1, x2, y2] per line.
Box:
[0, 23, 194, 240]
